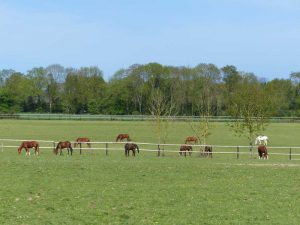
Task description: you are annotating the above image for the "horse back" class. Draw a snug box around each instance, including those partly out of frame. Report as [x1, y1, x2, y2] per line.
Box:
[258, 145, 267, 152]
[77, 137, 90, 142]
[23, 141, 39, 148]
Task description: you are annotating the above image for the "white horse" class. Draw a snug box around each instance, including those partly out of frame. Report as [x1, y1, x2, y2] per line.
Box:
[255, 135, 269, 145]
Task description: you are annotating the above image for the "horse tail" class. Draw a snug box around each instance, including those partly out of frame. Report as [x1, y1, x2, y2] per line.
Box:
[136, 144, 139, 154]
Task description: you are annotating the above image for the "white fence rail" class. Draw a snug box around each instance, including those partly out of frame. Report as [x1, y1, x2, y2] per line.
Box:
[1, 138, 300, 160]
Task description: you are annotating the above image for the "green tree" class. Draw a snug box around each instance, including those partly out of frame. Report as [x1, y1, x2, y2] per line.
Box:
[265, 79, 294, 116]
[4, 72, 31, 112]
[227, 75, 272, 150]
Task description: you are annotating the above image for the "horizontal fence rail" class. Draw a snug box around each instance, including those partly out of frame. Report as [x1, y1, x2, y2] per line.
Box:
[1, 113, 300, 123]
[1, 138, 300, 160]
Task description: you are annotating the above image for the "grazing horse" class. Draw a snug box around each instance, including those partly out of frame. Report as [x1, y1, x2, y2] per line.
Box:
[202, 145, 212, 158]
[258, 145, 268, 159]
[74, 137, 91, 148]
[185, 136, 198, 144]
[124, 143, 139, 157]
[18, 141, 40, 156]
[54, 141, 73, 156]
[179, 145, 193, 157]
[116, 134, 131, 142]
[255, 135, 269, 146]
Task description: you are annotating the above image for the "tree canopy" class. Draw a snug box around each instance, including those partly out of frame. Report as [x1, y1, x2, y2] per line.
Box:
[0, 63, 298, 118]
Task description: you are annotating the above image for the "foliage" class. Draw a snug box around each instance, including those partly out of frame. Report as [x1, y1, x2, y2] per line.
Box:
[0, 63, 299, 118]
[226, 76, 272, 145]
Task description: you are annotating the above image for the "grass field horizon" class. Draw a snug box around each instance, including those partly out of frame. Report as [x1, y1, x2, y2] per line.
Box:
[1, 120, 300, 224]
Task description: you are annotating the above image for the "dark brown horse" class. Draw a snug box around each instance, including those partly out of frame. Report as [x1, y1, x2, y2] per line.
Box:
[54, 141, 73, 156]
[179, 145, 193, 157]
[124, 143, 139, 157]
[74, 137, 91, 148]
[202, 145, 212, 158]
[116, 134, 131, 142]
[258, 145, 268, 159]
[18, 141, 40, 156]
[185, 136, 198, 144]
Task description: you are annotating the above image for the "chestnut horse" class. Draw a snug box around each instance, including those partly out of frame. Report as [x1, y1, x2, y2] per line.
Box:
[54, 141, 73, 156]
[18, 141, 40, 156]
[179, 145, 193, 157]
[258, 145, 268, 159]
[116, 134, 131, 142]
[185, 136, 198, 144]
[74, 137, 91, 148]
[124, 143, 139, 157]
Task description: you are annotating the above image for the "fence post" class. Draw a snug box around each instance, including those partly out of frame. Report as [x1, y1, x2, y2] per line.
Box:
[237, 146, 239, 159]
[289, 147, 292, 160]
[157, 144, 160, 157]
[106, 143, 108, 156]
[80, 143, 82, 155]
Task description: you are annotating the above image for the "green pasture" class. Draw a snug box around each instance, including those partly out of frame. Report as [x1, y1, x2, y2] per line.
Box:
[1, 120, 300, 224]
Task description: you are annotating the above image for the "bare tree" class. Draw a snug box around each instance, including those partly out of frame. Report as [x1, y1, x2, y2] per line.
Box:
[149, 89, 176, 155]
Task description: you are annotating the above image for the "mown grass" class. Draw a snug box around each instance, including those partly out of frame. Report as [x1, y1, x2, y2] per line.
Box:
[0, 120, 300, 224]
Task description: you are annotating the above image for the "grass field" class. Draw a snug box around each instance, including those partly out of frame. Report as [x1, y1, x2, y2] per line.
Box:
[1, 120, 300, 224]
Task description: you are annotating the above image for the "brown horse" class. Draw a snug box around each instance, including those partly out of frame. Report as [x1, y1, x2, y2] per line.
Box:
[258, 145, 268, 159]
[202, 145, 212, 158]
[179, 145, 193, 157]
[116, 134, 131, 142]
[18, 141, 40, 156]
[54, 141, 73, 156]
[74, 137, 91, 148]
[124, 143, 139, 157]
[185, 136, 198, 144]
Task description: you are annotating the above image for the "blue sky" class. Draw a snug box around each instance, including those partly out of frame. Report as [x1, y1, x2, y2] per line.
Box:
[0, 0, 299, 80]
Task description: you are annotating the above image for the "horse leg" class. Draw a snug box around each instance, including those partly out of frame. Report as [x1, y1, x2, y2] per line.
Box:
[35, 147, 39, 155]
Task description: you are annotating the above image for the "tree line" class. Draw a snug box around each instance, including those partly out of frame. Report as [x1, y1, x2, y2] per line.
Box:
[0, 63, 300, 117]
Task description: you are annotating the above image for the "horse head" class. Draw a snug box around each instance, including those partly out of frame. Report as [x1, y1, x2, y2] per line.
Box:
[17, 146, 22, 154]
[54, 145, 59, 155]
